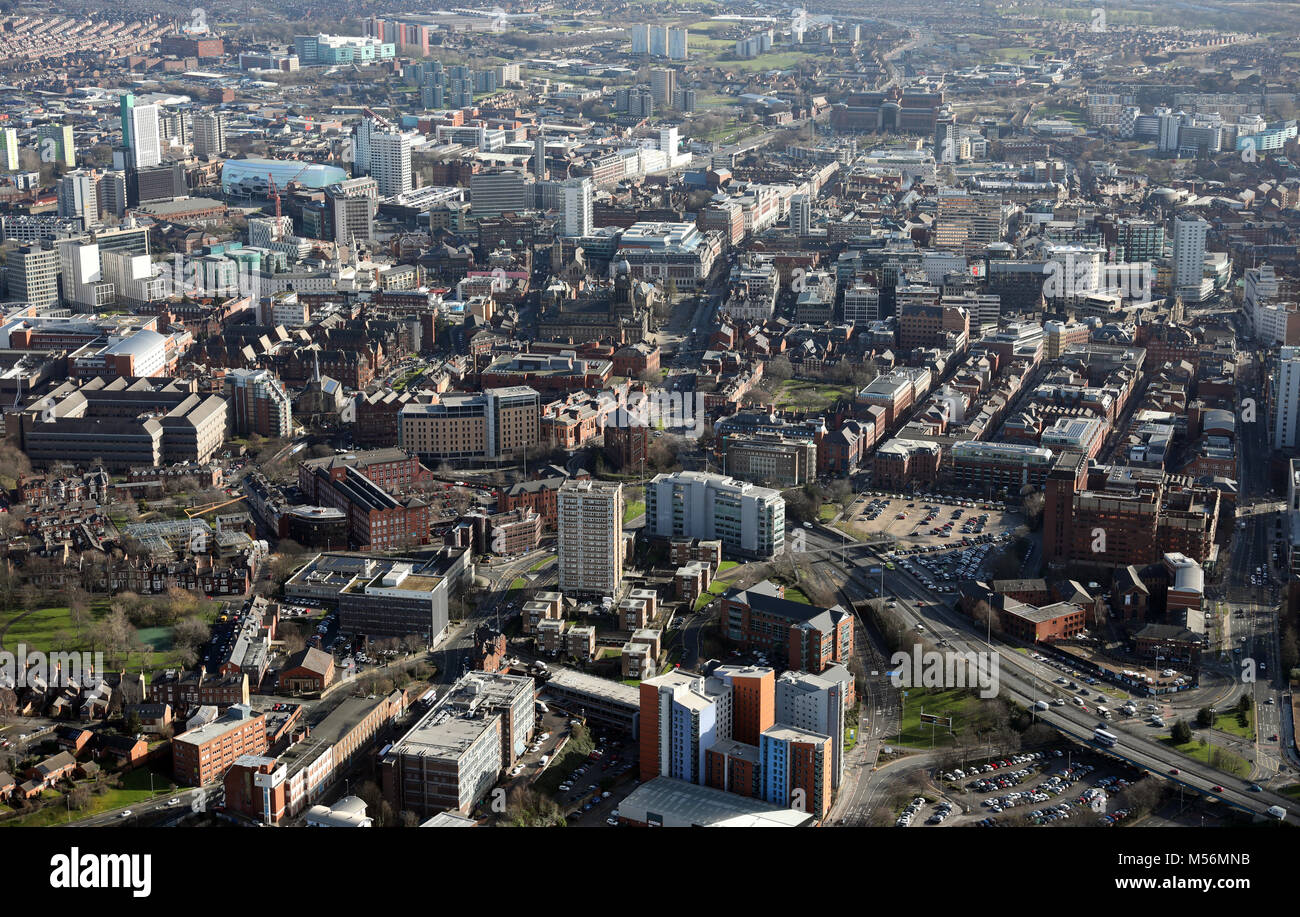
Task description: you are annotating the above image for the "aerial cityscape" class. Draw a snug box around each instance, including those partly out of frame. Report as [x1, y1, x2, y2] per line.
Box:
[0, 0, 1297, 845]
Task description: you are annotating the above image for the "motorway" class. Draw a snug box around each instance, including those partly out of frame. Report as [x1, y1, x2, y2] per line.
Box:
[791, 526, 1300, 825]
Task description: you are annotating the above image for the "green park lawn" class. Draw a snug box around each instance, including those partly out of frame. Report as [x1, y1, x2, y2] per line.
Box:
[624, 500, 645, 523]
[1212, 709, 1254, 740]
[0, 768, 179, 828]
[772, 379, 855, 412]
[0, 603, 185, 673]
[892, 688, 986, 748]
[694, 581, 729, 612]
[1158, 737, 1251, 777]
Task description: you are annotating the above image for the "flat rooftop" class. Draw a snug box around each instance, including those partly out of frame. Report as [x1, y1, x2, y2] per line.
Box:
[543, 666, 639, 709]
[620, 777, 814, 827]
[387, 705, 501, 761]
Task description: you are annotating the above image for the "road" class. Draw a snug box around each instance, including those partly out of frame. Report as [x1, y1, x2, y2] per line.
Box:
[428, 548, 554, 685]
[792, 526, 1300, 824]
[70, 787, 199, 827]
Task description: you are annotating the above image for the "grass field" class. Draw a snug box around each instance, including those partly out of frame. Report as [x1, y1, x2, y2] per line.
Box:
[529, 556, 554, 572]
[0, 602, 190, 673]
[771, 379, 856, 412]
[784, 586, 811, 604]
[1212, 709, 1254, 740]
[1033, 105, 1087, 125]
[623, 500, 645, 523]
[1158, 736, 1251, 777]
[0, 768, 179, 828]
[1, 606, 83, 651]
[693, 91, 742, 111]
[991, 46, 1044, 61]
[693, 580, 730, 612]
[893, 688, 985, 748]
[831, 520, 871, 542]
[817, 504, 838, 523]
[715, 50, 827, 72]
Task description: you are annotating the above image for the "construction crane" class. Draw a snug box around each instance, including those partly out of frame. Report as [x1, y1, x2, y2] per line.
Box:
[268, 172, 281, 219]
[185, 495, 247, 519]
[267, 163, 314, 223]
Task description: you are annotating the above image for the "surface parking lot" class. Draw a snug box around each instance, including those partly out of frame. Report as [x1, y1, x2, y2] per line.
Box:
[890, 541, 1000, 597]
[846, 490, 1023, 551]
[926, 748, 1149, 827]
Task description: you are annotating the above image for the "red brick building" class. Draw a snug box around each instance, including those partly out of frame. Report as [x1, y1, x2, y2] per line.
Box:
[300, 464, 430, 551]
[613, 342, 660, 378]
[172, 704, 268, 787]
[1043, 454, 1221, 569]
[279, 648, 336, 695]
[223, 755, 288, 824]
[872, 438, 942, 490]
[499, 477, 565, 530]
[299, 448, 428, 495]
[150, 668, 250, 711]
[898, 302, 970, 351]
[722, 581, 853, 674]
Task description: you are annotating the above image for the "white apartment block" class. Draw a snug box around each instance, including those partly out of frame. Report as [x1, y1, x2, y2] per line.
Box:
[1273, 347, 1300, 451]
[557, 479, 624, 596]
[644, 471, 785, 560]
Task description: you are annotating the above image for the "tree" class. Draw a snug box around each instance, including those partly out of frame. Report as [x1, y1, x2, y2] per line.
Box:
[1020, 488, 1045, 531]
[0, 442, 31, 487]
[502, 786, 565, 826]
[68, 784, 92, 810]
[281, 626, 307, 656]
[1170, 719, 1192, 744]
[1195, 707, 1214, 729]
[172, 615, 212, 656]
[1116, 777, 1166, 817]
[358, 780, 383, 817]
[94, 608, 136, 665]
[766, 356, 794, 383]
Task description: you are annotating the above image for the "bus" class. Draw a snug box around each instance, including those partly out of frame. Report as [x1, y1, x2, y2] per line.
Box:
[1093, 728, 1118, 747]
